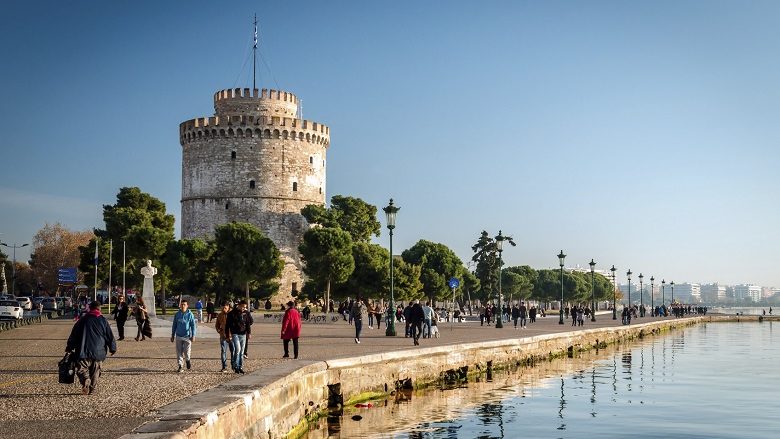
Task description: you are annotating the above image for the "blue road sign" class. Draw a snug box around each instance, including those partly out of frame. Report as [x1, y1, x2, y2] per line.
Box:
[58, 267, 77, 284]
[448, 277, 460, 289]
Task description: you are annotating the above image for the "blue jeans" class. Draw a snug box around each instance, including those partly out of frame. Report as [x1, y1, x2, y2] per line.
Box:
[423, 319, 432, 338]
[220, 338, 231, 369]
[231, 334, 247, 370]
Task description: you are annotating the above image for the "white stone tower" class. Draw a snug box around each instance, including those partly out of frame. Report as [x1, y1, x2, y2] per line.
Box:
[179, 87, 330, 301]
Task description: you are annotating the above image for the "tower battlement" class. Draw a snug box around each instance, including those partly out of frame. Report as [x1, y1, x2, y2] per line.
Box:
[179, 115, 330, 145]
[213, 88, 299, 117]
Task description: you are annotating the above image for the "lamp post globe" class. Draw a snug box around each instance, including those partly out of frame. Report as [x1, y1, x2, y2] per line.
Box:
[558, 250, 566, 325]
[382, 199, 400, 337]
[611, 265, 617, 320]
[589, 259, 596, 322]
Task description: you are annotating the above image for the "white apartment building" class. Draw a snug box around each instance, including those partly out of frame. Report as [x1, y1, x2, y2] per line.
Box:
[669, 283, 701, 303]
[733, 284, 761, 302]
[700, 283, 726, 302]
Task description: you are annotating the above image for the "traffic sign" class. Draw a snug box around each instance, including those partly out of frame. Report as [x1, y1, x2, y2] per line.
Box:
[448, 277, 460, 289]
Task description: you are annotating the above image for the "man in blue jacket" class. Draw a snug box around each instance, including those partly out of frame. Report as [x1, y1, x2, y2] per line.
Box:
[171, 300, 197, 373]
[66, 301, 117, 395]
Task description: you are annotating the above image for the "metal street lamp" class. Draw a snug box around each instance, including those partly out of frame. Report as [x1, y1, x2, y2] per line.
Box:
[589, 259, 596, 322]
[558, 250, 566, 325]
[495, 231, 505, 328]
[662, 279, 666, 309]
[0, 242, 29, 296]
[638, 273, 644, 318]
[383, 199, 400, 337]
[626, 269, 633, 315]
[611, 265, 617, 320]
[670, 281, 675, 306]
[650, 276, 655, 316]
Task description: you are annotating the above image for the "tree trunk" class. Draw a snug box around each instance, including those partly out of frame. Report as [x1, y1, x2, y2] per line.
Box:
[246, 282, 250, 308]
[161, 273, 166, 315]
[326, 277, 331, 317]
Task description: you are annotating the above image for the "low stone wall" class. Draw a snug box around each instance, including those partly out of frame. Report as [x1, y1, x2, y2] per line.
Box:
[0, 314, 49, 332]
[121, 317, 706, 439]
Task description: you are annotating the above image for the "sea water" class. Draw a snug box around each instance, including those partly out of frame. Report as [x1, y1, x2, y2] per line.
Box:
[307, 322, 780, 438]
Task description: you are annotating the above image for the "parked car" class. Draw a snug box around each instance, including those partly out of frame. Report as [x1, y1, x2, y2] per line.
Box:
[32, 296, 45, 307]
[0, 294, 16, 302]
[41, 298, 57, 311]
[0, 300, 23, 319]
[16, 297, 32, 311]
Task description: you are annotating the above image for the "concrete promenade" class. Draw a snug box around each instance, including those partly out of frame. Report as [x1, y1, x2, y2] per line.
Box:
[0, 311, 685, 438]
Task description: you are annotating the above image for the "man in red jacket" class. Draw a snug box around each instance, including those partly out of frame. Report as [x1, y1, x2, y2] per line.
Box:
[281, 300, 301, 359]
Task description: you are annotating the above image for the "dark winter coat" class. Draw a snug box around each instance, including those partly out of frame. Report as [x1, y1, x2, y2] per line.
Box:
[226, 308, 253, 336]
[409, 303, 425, 324]
[66, 309, 117, 361]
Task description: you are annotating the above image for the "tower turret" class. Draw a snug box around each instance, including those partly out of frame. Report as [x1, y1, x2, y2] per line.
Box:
[179, 87, 330, 301]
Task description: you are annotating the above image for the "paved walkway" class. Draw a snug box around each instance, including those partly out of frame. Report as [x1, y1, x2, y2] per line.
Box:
[0, 311, 675, 438]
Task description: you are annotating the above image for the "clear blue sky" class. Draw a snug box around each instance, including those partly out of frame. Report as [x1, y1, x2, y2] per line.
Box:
[2, 0, 779, 288]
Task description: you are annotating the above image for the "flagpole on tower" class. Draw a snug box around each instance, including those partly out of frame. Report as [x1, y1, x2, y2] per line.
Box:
[253, 14, 258, 91]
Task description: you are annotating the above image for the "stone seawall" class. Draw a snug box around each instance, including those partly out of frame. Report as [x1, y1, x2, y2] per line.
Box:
[121, 317, 710, 439]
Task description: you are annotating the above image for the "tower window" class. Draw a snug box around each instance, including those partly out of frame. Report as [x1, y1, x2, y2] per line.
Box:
[292, 182, 298, 192]
[309, 156, 313, 164]
[249, 180, 255, 189]
[225, 202, 230, 209]
[231, 151, 236, 160]
[319, 187, 322, 194]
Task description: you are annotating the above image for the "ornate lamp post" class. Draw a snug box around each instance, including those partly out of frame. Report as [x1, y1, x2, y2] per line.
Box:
[626, 269, 633, 310]
[0, 242, 29, 296]
[558, 250, 566, 325]
[670, 281, 675, 306]
[650, 276, 655, 316]
[638, 273, 644, 317]
[589, 259, 596, 322]
[662, 279, 666, 309]
[495, 231, 505, 329]
[383, 199, 400, 337]
[611, 265, 617, 320]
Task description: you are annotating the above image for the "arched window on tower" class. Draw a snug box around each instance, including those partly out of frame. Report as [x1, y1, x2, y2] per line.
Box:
[292, 182, 298, 192]
[249, 180, 255, 189]
[231, 151, 236, 160]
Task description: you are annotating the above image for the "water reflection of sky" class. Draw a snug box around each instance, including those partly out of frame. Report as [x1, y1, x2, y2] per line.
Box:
[306, 322, 780, 439]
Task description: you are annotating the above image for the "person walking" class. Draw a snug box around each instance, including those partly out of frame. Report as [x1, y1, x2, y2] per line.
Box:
[226, 300, 252, 374]
[170, 300, 197, 373]
[195, 299, 203, 323]
[519, 302, 528, 329]
[511, 304, 520, 329]
[422, 301, 434, 338]
[374, 302, 384, 330]
[133, 298, 148, 341]
[214, 301, 232, 372]
[281, 301, 301, 359]
[65, 301, 117, 395]
[350, 296, 366, 343]
[409, 300, 425, 346]
[206, 298, 215, 323]
[111, 295, 129, 340]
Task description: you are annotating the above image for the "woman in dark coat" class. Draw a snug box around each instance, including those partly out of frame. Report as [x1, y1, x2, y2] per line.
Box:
[281, 301, 301, 359]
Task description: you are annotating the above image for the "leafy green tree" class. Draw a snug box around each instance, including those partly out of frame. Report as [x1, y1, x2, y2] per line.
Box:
[79, 187, 175, 290]
[298, 227, 354, 309]
[301, 195, 381, 243]
[401, 240, 466, 303]
[163, 238, 216, 297]
[333, 242, 389, 300]
[213, 222, 284, 302]
[393, 260, 423, 302]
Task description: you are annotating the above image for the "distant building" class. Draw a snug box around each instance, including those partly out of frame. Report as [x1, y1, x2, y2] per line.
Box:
[670, 283, 700, 303]
[733, 284, 761, 302]
[700, 283, 726, 302]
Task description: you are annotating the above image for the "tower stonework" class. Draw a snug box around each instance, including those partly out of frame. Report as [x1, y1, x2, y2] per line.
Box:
[179, 87, 330, 302]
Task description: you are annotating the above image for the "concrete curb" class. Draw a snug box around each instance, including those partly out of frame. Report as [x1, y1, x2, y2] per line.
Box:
[0, 313, 49, 332]
[120, 316, 715, 439]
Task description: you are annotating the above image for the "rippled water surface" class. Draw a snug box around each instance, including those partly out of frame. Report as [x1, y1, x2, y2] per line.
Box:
[306, 322, 780, 439]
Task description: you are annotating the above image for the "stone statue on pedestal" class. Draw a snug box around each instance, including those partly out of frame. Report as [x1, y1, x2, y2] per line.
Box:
[140, 260, 157, 319]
